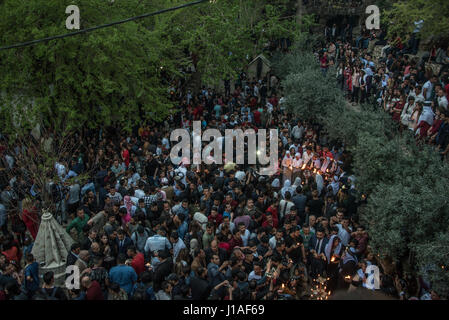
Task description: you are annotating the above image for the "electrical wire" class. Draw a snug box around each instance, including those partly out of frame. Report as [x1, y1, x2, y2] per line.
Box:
[0, 0, 209, 51]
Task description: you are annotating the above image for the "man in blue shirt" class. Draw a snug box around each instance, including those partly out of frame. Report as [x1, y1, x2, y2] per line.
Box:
[174, 213, 188, 241]
[144, 229, 172, 256]
[169, 231, 186, 262]
[23, 253, 39, 298]
[336, 217, 352, 247]
[109, 253, 138, 297]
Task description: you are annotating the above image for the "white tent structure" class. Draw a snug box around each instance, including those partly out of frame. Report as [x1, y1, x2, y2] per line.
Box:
[31, 211, 73, 286]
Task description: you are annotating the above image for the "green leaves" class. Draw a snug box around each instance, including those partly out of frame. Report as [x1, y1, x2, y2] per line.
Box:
[383, 0, 449, 40]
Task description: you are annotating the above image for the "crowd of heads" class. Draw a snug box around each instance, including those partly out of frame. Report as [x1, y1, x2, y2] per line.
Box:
[318, 23, 449, 158]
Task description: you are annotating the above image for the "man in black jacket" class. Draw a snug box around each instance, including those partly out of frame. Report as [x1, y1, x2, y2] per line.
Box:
[152, 250, 173, 292]
[308, 228, 329, 278]
[190, 267, 212, 300]
[205, 239, 228, 264]
[66, 243, 81, 267]
[116, 229, 133, 255]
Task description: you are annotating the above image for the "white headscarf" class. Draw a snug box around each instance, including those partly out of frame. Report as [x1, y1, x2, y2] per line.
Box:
[271, 178, 281, 188]
[293, 177, 302, 187]
[282, 151, 292, 167]
[281, 180, 294, 198]
[315, 173, 324, 196]
[330, 175, 340, 195]
[325, 235, 342, 264]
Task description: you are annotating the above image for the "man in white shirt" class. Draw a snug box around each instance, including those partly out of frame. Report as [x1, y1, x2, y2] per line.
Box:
[292, 152, 303, 182]
[409, 85, 425, 103]
[291, 121, 305, 141]
[269, 230, 284, 250]
[437, 88, 448, 110]
[423, 76, 437, 101]
[302, 147, 314, 166]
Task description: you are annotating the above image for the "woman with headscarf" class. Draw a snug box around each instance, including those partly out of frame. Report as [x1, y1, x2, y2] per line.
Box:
[315, 171, 324, 196]
[325, 235, 343, 292]
[271, 178, 280, 190]
[330, 176, 340, 196]
[120, 196, 135, 227]
[292, 177, 302, 190]
[281, 151, 292, 183]
[338, 246, 359, 291]
[124, 196, 136, 216]
[280, 180, 294, 199]
[291, 152, 303, 183]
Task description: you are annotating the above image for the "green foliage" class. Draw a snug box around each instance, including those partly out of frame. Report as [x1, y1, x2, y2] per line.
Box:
[415, 231, 449, 297]
[382, 0, 449, 41]
[164, 0, 300, 85]
[0, 0, 301, 133]
[279, 47, 449, 297]
[0, 0, 175, 134]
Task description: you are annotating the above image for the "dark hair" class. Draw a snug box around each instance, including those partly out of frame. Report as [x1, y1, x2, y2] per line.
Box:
[109, 282, 121, 293]
[117, 253, 127, 264]
[127, 245, 137, 253]
[261, 235, 269, 244]
[171, 231, 179, 240]
[315, 227, 325, 233]
[141, 271, 153, 284]
[25, 253, 34, 263]
[43, 271, 54, 285]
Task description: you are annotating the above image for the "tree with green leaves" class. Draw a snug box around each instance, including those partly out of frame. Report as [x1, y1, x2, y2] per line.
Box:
[382, 0, 449, 41]
[0, 0, 179, 134]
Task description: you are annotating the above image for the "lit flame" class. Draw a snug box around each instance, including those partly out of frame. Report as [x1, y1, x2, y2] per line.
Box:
[301, 164, 306, 170]
[330, 256, 336, 262]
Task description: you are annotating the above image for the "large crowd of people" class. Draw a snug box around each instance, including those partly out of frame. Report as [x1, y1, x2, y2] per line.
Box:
[0, 23, 446, 301]
[318, 24, 449, 160]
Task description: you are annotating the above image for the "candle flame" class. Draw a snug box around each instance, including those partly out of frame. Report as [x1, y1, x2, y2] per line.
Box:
[330, 256, 336, 262]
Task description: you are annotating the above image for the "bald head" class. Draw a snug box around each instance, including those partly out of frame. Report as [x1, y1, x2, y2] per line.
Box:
[79, 250, 90, 261]
[91, 242, 100, 252]
[81, 276, 91, 288]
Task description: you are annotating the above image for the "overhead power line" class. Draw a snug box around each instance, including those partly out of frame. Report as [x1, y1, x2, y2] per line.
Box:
[0, 0, 209, 51]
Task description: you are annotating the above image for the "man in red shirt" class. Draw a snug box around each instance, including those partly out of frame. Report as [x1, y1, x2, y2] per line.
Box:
[82, 276, 104, 300]
[121, 144, 130, 168]
[228, 229, 243, 251]
[127, 246, 145, 276]
[222, 193, 238, 211]
[208, 208, 223, 229]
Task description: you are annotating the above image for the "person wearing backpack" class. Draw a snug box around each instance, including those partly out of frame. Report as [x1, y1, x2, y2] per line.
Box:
[131, 225, 151, 254]
[37, 271, 67, 300]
